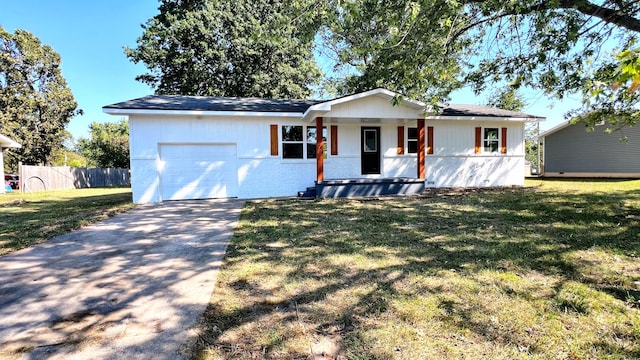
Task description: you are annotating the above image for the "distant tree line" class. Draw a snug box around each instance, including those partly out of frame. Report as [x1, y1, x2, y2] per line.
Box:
[0, 26, 79, 171]
[3, 0, 639, 171]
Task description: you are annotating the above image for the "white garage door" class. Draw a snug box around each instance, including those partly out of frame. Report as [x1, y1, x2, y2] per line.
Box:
[159, 144, 238, 201]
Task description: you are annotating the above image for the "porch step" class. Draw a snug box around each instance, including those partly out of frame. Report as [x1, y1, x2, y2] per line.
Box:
[297, 186, 317, 199]
[316, 178, 425, 198]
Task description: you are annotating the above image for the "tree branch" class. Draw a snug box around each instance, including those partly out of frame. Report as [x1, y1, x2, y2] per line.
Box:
[449, 0, 640, 48]
[463, 0, 640, 32]
[554, 0, 640, 32]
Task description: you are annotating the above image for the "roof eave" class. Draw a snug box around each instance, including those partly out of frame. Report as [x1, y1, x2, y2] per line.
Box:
[302, 88, 426, 121]
[302, 108, 329, 121]
[0, 134, 21, 148]
[426, 115, 545, 122]
[102, 107, 304, 118]
[538, 120, 572, 138]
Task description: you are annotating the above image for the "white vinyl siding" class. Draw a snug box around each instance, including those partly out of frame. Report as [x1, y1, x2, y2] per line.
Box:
[544, 123, 640, 173]
[424, 120, 526, 188]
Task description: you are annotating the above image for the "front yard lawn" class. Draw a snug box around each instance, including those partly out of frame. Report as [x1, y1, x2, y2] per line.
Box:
[193, 179, 640, 359]
[0, 187, 134, 256]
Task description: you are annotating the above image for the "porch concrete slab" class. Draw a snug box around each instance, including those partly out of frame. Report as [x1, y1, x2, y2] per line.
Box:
[0, 199, 244, 359]
[317, 178, 425, 198]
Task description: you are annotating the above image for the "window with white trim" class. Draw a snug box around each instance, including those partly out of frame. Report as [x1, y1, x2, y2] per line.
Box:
[282, 125, 304, 158]
[407, 127, 418, 154]
[282, 125, 327, 159]
[483, 128, 499, 153]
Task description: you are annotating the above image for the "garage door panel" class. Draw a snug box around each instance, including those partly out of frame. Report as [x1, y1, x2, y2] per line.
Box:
[160, 144, 238, 201]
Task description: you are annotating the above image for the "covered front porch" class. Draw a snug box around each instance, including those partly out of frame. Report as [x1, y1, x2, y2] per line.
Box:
[300, 89, 429, 198]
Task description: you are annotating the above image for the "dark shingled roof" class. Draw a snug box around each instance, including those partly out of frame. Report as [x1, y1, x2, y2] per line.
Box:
[103, 95, 323, 113]
[104, 94, 543, 119]
[439, 104, 543, 119]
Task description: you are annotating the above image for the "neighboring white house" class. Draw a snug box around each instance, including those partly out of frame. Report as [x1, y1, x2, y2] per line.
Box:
[103, 88, 544, 204]
[539, 121, 640, 178]
[0, 134, 21, 194]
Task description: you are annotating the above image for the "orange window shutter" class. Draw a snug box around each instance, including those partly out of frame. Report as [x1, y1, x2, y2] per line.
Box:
[397, 126, 405, 154]
[270, 124, 278, 156]
[427, 126, 434, 155]
[331, 125, 338, 155]
[501, 127, 507, 154]
[475, 127, 482, 154]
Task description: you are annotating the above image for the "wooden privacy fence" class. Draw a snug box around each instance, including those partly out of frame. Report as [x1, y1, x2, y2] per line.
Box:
[19, 164, 130, 192]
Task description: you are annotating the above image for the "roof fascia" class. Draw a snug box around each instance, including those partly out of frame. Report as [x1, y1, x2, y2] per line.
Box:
[302, 109, 329, 122]
[102, 108, 304, 118]
[302, 88, 425, 121]
[538, 120, 572, 138]
[426, 115, 544, 122]
[0, 134, 21, 148]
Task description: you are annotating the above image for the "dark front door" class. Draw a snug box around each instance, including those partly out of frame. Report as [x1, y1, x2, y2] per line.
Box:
[361, 127, 381, 174]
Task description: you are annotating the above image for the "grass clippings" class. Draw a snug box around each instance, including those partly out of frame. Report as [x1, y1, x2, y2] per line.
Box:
[0, 187, 134, 255]
[194, 179, 640, 359]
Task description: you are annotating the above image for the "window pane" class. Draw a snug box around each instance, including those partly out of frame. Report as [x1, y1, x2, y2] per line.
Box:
[307, 144, 328, 159]
[407, 140, 418, 153]
[307, 126, 317, 143]
[364, 129, 377, 152]
[308, 126, 327, 143]
[283, 143, 303, 158]
[408, 127, 418, 140]
[484, 140, 498, 153]
[307, 143, 317, 158]
[282, 126, 303, 141]
[484, 128, 498, 140]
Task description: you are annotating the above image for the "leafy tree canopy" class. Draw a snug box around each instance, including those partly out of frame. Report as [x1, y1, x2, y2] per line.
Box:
[50, 131, 88, 168]
[580, 47, 640, 131]
[77, 119, 130, 169]
[50, 149, 87, 168]
[129, 0, 640, 127]
[486, 88, 525, 112]
[321, 0, 466, 101]
[126, 0, 326, 98]
[323, 0, 640, 125]
[0, 26, 79, 170]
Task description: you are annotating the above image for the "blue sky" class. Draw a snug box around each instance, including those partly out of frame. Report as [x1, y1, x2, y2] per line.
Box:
[3, 1, 577, 139]
[3, 0, 158, 139]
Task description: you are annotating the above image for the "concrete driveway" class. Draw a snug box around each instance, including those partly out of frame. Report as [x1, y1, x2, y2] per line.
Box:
[0, 199, 244, 360]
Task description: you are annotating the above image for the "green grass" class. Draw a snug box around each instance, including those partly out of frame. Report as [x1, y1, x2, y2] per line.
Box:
[0, 187, 134, 255]
[192, 179, 640, 359]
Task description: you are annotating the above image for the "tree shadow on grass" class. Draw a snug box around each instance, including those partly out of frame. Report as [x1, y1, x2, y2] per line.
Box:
[0, 192, 134, 255]
[193, 186, 640, 359]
